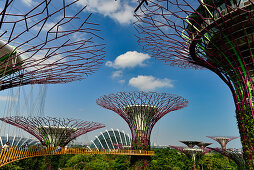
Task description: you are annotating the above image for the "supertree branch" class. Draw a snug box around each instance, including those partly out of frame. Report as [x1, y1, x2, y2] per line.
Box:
[0, 116, 105, 147]
[208, 147, 246, 169]
[0, 0, 105, 91]
[96, 91, 188, 150]
[135, 0, 254, 167]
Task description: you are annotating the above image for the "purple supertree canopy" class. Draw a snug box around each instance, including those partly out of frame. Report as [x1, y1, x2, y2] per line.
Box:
[0, 116, 105, 147]
[96, 91, 188, 150]
[0, 0, 105, 91]
[135, 0, 254, 166]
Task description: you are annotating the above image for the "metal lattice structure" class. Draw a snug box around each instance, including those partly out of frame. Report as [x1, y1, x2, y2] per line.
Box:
[209, 147, 246, 169]
[96, 91, 188, 168]
[135, 0, 254, 166]
[207, 136, 238, 150]
[0, 0, 105, 91]
[0, 116, 105, 147]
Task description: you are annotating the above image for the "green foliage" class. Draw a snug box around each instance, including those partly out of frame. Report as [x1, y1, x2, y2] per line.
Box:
[0, 156, 46, 170]
[200, 153, 237, 169]
[236, 107, 254, 168]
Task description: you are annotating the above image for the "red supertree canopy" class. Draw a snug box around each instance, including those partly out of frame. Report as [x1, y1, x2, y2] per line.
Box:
[0, 0, 105, 91]
[96, 91, 188, 150]
[134, 0, 254, 166]
[0, 116, 105, 147]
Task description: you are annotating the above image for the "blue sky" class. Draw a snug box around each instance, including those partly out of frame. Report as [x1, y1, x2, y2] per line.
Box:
[0, 0, 241, 149]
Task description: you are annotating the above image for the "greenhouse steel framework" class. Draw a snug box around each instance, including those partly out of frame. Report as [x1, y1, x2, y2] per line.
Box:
[90, 129, 131, 150]
[135, 0, 254, 167]
[0, 0, 105, 91]
[96, 91, 188, 169]
[0, 116, 105, 147]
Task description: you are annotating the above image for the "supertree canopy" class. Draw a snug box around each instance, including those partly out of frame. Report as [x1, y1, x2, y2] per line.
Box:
[207, 136, 239, 150]
[96, 91, 188, 168]
[135, 0, 254, 167]
[0, 116, 105, 147]
[0, 0, 105, 91]
[180, 141, 202, 148]
[197, 142, 212, 149]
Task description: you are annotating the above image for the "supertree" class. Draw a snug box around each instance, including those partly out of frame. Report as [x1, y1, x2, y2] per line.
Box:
[0, 116, 105, 147]
[170, 143, 211, 170]
[96, 91, 188, 169]
[0, 0, 105, 91]
[209, 147, 246, 169]
[134, 0, 254, 167]
[207, 136, 239, 150]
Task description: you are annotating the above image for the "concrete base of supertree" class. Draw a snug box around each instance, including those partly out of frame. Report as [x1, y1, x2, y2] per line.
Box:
[130, 155, 151, 170]
[236, 108, 254, 169]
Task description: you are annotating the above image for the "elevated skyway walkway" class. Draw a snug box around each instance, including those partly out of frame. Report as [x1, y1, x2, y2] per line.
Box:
[0, 146, 154, 167]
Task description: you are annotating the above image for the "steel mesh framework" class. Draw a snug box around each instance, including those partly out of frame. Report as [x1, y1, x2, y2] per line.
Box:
[90, 129, 131, 150]
[207, 136, 239, 150]
[0, 116, 105, 147]
[96, 91, 188, 168]
[0, 0, 105, 91]
[135, 0, 254, 167]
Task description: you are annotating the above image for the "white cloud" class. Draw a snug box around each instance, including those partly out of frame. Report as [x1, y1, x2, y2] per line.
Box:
[111, 4, 134, 25]
[0, 96, 17, 101]
[22, 0, 33, 6]
[119, 79, 125, 84]
[33, 22, 63, 32]
[129, 75, 174, 90]
[112, 70, 123, 78]
[106, 51, 150, 69]
[76, 0, 135, 24]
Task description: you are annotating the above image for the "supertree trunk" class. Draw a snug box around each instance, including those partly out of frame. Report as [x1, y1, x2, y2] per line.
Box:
[130, 155, 151, 170]
[131, 132, 151, 169]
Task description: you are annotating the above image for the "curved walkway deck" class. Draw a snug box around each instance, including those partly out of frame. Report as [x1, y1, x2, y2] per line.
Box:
[0, 146, 154, 167]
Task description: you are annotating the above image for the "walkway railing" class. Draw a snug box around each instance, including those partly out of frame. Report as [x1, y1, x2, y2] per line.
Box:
[0, 146, 154, 167]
